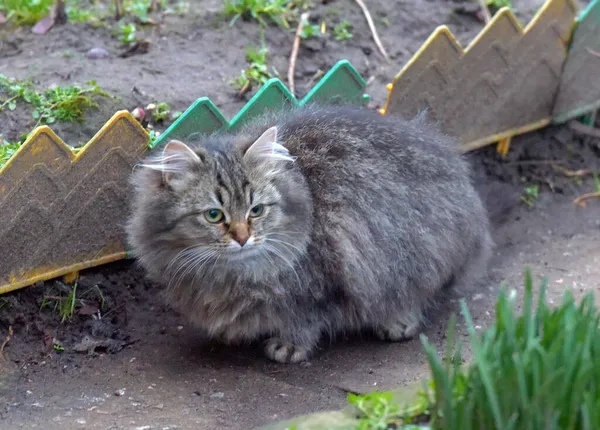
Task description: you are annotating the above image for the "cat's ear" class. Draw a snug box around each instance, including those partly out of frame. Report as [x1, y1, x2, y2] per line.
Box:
[243, 126, 295, 163]
[158, 140, 202, 189]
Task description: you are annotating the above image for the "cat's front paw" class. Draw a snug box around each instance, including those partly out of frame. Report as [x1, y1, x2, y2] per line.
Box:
[264, 338, 310, 364]
[375, 321, 421, 342]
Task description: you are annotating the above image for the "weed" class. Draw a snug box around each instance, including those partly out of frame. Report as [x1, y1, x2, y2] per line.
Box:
[0, 74, 109, 128]
[299, 16, 320, 39]
[594, 174, 600, 193]
[0, 0, 53, 25]
[116, 22, 138, 43]
[520, 184, 539, 208]
[0, 140, 21, 168]
[486, 0, 512, 8]
[348, 391, 428, 429]
[40, 283, 105, 323]
[333, 20, 353, 41]
[232, 43, 274, 95]
[152, 102, 171, 122]
[223, 0, 294, 28]
[148, 129, 159, 147]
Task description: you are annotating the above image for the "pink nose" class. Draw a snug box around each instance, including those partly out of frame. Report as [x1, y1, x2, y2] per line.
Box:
[230, 224, 250, 246]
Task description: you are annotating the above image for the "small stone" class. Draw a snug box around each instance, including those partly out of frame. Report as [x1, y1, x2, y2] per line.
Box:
[87, 47, 110, 60]
[114, 388, 126, 397]
[209, 392, 224, 399]
[76, 418, 86, 425]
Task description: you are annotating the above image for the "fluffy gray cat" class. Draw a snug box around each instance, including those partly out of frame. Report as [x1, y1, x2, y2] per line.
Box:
[126, 105, 493, 364]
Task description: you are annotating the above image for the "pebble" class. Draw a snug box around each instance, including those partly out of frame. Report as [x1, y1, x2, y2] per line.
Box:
[114, 388, 126, 397]
[87, 47, 110, 60]
[209, 392, 224, 399]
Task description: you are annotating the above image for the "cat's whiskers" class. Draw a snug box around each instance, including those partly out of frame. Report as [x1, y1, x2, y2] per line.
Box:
[264, 237, 304, 256]
[263, 242, 302, 288]
[167, 246, 221, 290]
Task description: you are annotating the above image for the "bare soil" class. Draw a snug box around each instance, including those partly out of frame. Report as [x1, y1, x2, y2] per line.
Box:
[1, 0, 599, 429]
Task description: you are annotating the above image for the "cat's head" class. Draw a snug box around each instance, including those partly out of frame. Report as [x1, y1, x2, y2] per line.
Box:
[127, 126, 312, 283]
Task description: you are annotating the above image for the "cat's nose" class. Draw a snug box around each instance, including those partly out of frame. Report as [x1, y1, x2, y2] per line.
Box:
[230, 223, 250, 247]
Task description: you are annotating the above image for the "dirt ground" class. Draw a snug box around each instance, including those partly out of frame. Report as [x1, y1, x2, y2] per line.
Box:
[1, 0, 599, 429]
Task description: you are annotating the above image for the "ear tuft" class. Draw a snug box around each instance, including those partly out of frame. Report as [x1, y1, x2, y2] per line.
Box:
[243, 126, 295, 163]
[138, 139, 202, 187]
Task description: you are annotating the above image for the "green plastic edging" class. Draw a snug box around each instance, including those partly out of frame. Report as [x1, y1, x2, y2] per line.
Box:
[152, 60, 369, 148]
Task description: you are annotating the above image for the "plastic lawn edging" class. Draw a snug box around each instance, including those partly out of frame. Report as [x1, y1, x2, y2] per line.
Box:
[0, 111, 148, 295]
[152, 60, 370, 149]
[552, 0, 600, 123]
[382, 0, 578, 154]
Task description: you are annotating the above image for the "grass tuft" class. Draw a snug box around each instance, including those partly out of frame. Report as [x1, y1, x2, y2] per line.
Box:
[223, 0, 294, 28]
[348, 270, 600, 429]
[421, 269, 600, 429]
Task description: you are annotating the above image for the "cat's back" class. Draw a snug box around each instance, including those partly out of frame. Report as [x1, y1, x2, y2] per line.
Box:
[253, 104, 469, 188]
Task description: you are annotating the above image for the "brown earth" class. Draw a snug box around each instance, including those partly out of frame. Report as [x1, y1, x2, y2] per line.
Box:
[1, 0, 599, 429]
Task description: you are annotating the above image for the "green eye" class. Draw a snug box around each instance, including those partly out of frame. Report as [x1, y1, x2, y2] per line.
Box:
[249, 204, 265, 218]
[204, 208, 224, 223]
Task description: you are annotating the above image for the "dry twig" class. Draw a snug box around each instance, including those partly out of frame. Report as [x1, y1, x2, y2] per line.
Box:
[288, 12, 310, 97]
[551, 165, 592, 178]
[586, 47, 600, 58]
[568, 120, 600, 139]
[0, 326, 13, 360]
[573, 192, 600, 207]
[478, 0, 492, 23]
[353, 0, 390, 61]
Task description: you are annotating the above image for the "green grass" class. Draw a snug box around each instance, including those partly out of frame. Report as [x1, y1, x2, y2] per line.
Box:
[0, 74, 109, 168]
[222, 0, 295, 27]
[520, 185, 539, 208]
[594, 174, 600, 193]
[231, 42, 275, 95]
[0, 0, 53, 25]
[486, 0, 512, 8]
[40, 283, 105, 324]
[0, 74, 109, 127]
[333, 20, 353, 41]
[0, 140, 21, 168]
[347, 270, 600, 429]
[115, 22, 138, 43]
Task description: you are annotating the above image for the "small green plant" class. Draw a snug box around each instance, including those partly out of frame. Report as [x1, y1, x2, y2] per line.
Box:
[152, 102, 171, 122]
[40, 283, 105, 323]
[232, 43, 274, 95]
[0, 0, 54, 25]
[520, 184, 539, 208]
[0, 140, 21, 168]
[0, 74, 109, 128]
[348, 391, 428, 429]
[594, 174, 600, 193]
[333, 20, 353, 41]
[299, 17, 320, 39]
[223, 0, 294, 28]
[116, 22, 138, 43]
[486, 0, 512, 8]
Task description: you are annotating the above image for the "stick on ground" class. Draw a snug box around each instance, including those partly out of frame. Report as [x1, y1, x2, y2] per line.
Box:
[573, 192, 600, 207]
[354, 0, 390, 61]
[478, 0, 492, 23]
[288, 12, 310, 97]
